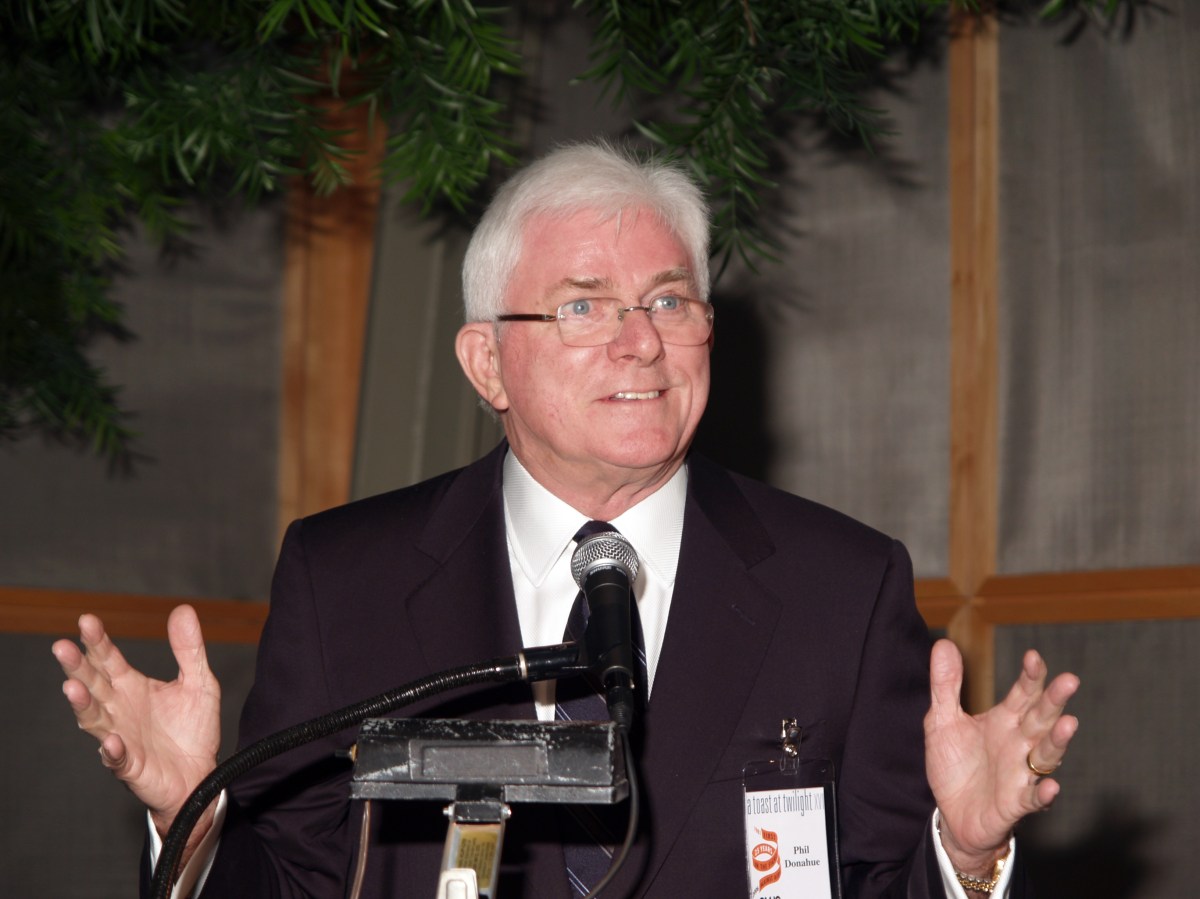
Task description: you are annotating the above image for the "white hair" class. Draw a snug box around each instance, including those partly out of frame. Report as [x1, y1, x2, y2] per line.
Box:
[462, 140, 711, 322]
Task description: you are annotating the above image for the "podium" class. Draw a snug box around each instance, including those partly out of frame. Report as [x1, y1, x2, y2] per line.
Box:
[350, 718, 629, 898]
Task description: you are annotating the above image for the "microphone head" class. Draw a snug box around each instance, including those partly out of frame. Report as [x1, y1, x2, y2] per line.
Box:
[570, 531, 640, 586]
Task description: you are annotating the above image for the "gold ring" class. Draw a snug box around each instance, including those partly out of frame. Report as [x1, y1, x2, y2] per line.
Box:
[1026, 751, 1058, 777]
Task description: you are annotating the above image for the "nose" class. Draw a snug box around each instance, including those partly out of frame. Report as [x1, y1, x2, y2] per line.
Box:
[608, 305, 664, 362]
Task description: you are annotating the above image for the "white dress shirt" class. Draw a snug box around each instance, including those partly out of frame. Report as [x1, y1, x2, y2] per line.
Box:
[501, 451, 686, 718]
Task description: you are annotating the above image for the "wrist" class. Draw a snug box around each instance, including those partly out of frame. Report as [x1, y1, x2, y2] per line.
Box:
[935, 812, 1011, 884]
[151, 799, 216, 847]
[948, 845, 1007, 879]
[152, 800, 218, 877]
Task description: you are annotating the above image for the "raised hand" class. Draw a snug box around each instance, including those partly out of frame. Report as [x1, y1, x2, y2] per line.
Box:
[52, 604, 222, 842]
[924, 638, 1080, 876]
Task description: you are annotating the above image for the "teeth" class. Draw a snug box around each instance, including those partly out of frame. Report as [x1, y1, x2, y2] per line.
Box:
[612, 390, 661, 400]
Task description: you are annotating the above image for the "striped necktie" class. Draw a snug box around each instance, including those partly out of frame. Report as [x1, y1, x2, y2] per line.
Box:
[555, 520, 646, 896]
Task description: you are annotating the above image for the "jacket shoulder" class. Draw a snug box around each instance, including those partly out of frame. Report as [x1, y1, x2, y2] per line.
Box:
[287, 444, 505, 558]
[689, 452, 898, 562]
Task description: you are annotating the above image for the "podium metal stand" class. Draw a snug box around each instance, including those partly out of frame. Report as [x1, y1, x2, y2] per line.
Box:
[350, 718, 628, 898]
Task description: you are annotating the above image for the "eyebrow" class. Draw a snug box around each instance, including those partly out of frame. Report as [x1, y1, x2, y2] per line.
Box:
[552, 268, 694, 295]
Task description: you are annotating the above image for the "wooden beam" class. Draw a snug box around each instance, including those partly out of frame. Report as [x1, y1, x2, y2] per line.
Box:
[11, 567, 1195, 643]
[948, 8, 1000, 712]
[948, 602, 995, 713]
[948, 9, 1000, 598]
[916, 577, 967, 629]
[0, 587, 266, 643]
[278, 96, 387, 535]
[977, 566, 1200, 623]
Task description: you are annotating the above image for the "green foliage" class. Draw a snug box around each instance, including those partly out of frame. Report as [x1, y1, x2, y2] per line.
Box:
[367, 2, 521, 210]
[576, 0, 945, 274]
[0, 0, 520, 460]
[0, 0, 1137, 460]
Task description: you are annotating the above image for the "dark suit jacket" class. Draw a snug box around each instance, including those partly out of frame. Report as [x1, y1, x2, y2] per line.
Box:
[174, 444, 1022, 898]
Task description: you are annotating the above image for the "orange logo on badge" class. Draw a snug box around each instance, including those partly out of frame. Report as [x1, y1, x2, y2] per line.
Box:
[751, 826, 781, 890]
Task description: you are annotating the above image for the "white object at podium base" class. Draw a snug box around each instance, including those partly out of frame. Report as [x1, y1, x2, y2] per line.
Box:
[436, 868, 480, 899]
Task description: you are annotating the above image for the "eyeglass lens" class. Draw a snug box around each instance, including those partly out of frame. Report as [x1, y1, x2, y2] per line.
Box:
[557, 297, 713, 347]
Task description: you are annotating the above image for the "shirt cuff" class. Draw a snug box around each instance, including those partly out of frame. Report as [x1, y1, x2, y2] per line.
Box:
[147, 790, 227, 899]
[932, 809, 1016, 899]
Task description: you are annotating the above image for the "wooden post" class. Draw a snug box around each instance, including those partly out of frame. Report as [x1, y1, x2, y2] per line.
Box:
[948, 8, 1000, 712]
[278, 94, 387, 533]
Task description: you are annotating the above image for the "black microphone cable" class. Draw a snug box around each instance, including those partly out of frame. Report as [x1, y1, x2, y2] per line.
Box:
[571, 529, 644, 897]
[150, 657, 528, 899]
[582, 728, 640, 899]
[151, 561, 647, 899]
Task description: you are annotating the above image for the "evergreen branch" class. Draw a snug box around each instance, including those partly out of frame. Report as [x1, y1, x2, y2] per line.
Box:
[0, 0, 1142, 460]
[369, 2, 520, 210]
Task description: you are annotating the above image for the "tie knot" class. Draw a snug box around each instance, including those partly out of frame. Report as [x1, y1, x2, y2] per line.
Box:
[574, 519, 615, 542]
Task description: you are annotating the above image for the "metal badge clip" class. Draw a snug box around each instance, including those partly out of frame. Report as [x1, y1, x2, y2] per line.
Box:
[780, 717, 802, 771]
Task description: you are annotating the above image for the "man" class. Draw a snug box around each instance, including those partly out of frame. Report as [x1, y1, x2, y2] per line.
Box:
[54, 141, 1079, 898]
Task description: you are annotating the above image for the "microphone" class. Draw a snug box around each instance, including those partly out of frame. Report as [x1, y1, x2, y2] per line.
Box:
[570, 530, 640, 731]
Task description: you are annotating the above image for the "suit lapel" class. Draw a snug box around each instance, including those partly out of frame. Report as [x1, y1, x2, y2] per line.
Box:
[399, 444, 572, 897]
[403, 443, 531, 718]
[611, 455, 783, 895]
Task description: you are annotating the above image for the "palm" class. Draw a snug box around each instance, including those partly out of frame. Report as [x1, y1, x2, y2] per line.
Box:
[107, 652, 220, 814]
[54, 605, 221, 826]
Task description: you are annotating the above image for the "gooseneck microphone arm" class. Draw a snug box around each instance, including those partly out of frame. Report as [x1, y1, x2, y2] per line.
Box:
[150, 643, 589, 899]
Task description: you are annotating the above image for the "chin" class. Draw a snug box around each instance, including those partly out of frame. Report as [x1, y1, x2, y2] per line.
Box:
[597, 440, 685, 472]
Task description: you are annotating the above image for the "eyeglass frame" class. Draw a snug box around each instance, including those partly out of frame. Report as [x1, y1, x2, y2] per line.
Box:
[495, 295, 715, 347]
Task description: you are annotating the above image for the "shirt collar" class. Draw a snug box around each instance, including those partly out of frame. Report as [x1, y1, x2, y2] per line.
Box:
[502, 450, 688, 588]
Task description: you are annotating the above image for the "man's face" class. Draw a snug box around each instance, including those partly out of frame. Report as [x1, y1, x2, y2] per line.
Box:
[459, 207, 711, 502]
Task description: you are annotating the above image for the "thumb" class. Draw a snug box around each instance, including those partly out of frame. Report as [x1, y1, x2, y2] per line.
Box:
[167, 604, 211, 681]
[928, 638, 965, 725]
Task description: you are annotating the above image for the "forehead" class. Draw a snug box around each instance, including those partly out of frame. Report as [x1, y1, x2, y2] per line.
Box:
[510, 207, 694, 298]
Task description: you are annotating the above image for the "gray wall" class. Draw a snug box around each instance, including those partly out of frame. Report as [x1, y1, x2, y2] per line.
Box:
[0, 204, 282, 893]
[997, 5, 1200, 573]
[987, 9, 1200, 898]
[996, 620, 1200, 899]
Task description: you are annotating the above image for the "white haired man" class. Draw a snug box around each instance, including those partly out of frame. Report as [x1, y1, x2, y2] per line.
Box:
[56, 141, 1078, 898]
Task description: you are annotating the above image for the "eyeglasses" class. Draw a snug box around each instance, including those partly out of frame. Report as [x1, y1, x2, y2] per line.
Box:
[496, 295, 714, 347]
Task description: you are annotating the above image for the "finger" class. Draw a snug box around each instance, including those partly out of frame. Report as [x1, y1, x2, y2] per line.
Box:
[78, 614, 133, 682]
[62, 677, 97, 715]
[51, 637, 84, 676]
[1020, 670, 1080, 742]
[98, 732, 130, 773]
[1045, 670, 1081, 708]
[167, 605, 212, 683]
[1032, 775, 1062, 811]
[53, 625, 118, 702]
[61, 678, 111, 737]
[1028, 712, 1079, 774]
[1000, 649, 1049, 715]
[927, 639, 965, 726]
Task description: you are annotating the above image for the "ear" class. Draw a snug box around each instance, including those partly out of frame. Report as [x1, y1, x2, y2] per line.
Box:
[455, 322, 510, 412]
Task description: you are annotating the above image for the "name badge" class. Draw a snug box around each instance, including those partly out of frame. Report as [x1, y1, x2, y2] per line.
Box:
[742, 720, 841, 899]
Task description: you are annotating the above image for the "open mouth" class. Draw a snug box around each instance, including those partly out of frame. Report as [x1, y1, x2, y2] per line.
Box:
[610, 390, 662, 400]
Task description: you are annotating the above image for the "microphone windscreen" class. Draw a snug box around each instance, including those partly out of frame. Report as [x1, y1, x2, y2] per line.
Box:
[570, 531, 640, 586]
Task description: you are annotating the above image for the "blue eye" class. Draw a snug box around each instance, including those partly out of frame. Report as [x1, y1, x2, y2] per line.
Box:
[655, 295, 683, 312]
[565, 299, 593, 317]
